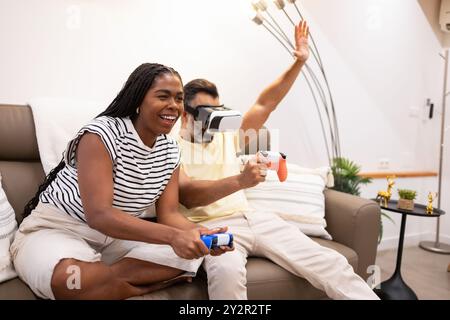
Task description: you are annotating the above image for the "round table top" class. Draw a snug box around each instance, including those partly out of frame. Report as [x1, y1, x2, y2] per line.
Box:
[374, 199, 445, 217]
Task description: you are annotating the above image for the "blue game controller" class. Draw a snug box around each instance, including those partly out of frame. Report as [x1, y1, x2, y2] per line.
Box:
[200, 233, 234, 249]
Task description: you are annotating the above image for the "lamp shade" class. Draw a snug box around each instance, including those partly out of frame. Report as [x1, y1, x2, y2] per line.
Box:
[273, 0, 285, 10]
[252, 0, 268, 12]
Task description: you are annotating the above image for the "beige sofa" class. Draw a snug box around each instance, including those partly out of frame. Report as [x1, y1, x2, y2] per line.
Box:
[0, 104, 380, 300]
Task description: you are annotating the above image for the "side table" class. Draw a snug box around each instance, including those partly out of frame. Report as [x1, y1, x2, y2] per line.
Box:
[373, 200, 445, 300]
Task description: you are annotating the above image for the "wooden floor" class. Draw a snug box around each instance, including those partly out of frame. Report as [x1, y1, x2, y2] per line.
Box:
[376, 246, 450, 300]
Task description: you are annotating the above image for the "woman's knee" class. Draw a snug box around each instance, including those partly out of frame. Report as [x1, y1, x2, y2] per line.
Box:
[51, 258, 115, 299]
[51, 258, 80, 299]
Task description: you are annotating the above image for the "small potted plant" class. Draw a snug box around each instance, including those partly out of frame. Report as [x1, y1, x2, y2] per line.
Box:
[397, 189, 417, 211]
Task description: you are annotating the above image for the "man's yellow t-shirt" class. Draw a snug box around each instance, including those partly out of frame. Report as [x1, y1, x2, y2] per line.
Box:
[177, 132, 250, 222]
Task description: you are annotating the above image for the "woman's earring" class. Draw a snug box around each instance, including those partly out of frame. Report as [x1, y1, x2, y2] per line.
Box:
[136, 107, 140, 114]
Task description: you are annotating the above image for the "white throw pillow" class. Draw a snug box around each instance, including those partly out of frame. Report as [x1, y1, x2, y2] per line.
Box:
[0, 172, 18, 283]
[244, 163, 333, 240]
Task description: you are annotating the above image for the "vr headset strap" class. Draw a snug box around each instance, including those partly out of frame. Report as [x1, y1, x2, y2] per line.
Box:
[184, 104, 225, 119]
[184, 104, 199, 117]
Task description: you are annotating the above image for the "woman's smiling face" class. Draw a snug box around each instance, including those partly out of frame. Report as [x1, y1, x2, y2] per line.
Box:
[138, 72, 184, 136]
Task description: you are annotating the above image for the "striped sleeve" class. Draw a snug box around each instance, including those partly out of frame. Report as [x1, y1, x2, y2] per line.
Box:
[166, 135, 181, 170]
[64, 117, 120, 168]
[174, 147, 181, 169]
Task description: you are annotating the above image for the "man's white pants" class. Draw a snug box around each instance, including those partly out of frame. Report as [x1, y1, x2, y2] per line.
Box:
[200, 211, 379, 300]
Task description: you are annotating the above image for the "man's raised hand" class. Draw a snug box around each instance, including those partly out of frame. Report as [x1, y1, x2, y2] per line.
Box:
[294, 20, 310, 63]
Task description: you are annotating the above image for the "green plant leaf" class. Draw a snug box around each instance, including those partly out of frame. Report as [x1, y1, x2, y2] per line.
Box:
[331, 157, 372, 196]
[398, 189, 417, 200]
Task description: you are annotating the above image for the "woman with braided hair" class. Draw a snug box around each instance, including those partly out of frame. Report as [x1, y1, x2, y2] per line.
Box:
[10, 63, 228, 300]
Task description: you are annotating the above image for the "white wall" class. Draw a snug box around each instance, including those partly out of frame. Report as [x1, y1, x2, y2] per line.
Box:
[0, 0, 448, 246]
[298, 0, 450, 248]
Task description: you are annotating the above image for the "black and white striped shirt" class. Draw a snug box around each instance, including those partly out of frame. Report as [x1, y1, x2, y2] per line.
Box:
[40, 116, 180, 222]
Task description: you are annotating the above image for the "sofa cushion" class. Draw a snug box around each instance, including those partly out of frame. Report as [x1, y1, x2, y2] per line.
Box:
[244, 164, 333, 240]
[0, 105, 40, 161]
[0, 277, 37, 300]
[0, 104, 46, 223]
[0, 161, 45, 223]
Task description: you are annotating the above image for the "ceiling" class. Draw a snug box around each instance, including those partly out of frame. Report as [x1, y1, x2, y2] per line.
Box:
[418, 0, 450, 48]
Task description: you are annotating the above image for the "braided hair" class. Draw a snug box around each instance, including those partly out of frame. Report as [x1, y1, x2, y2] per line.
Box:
[97, 63, 182, 119]
[23, 63, 182, 218]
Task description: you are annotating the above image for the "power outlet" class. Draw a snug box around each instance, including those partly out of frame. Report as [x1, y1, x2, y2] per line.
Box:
[379, 158, 390, 170]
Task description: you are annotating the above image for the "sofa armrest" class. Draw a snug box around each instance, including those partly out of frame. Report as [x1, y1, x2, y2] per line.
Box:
[324, 189, 380, 279]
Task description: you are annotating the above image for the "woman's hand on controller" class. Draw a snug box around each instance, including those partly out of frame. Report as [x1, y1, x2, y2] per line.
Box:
[170, 228, 209, 260]
[198, 226, 234, 256]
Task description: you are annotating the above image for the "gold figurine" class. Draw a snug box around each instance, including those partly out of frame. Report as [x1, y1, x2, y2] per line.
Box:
[426, 192, 438, 214]
[376, 176, 396, 207]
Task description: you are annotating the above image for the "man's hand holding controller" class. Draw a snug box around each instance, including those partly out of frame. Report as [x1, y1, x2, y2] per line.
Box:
[238, 157, 268, 188]
[257, 151, 288, 182]
[239, 151, 288, 187]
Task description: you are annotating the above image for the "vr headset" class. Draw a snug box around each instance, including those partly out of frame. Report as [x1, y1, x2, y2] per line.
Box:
[184, 104, 242, 142]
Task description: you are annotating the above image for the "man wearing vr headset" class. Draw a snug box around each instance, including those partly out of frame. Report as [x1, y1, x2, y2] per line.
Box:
[176, 21, 378, 300]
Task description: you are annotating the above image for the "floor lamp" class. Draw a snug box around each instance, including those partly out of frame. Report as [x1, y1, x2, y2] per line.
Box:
[419, 49, 450, 254]
[249, 0, 341, 167]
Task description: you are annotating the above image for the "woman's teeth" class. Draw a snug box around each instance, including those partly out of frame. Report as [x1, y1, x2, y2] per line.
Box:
[159, 115, 176, 121]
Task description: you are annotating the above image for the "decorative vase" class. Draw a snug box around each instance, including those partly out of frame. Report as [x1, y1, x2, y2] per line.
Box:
[398, 199, 414, 211]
